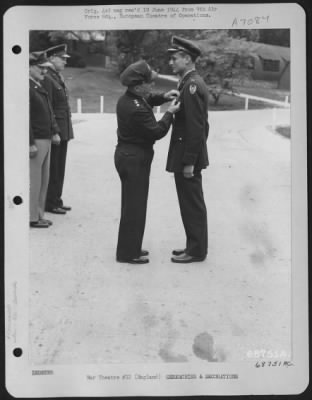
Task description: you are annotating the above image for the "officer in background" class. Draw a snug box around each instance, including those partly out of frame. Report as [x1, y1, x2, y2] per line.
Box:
[29, 52, 61, 228]
[115, 60, 180, 264]
[166, 36, 209, 263]
[42, 44, 74, 215]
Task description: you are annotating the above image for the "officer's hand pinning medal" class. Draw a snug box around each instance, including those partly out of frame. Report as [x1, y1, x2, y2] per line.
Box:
[168, 99, 180, 114]
[164, 89, 180, 101]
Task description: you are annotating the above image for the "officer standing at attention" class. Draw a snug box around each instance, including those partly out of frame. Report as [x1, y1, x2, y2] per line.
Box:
[29, 52, 61, 228]
[42, 44, 74, 215]
[115, 60, 180, 264]
[166, 36, 209, 263]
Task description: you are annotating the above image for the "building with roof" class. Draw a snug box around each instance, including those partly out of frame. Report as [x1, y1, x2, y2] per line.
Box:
[249, 43, 290, 89]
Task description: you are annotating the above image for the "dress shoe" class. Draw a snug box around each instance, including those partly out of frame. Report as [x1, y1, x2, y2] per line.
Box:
[30, 220, 49, 228]
[40, 218, 53, 226]
[60, 205, 72, 211]
[117, 256, 149, 264]
[46, 207, 66, 215]
[171, 253, 206, 263]
[140, 249, 149, 256]
[172, 248, 186, 256]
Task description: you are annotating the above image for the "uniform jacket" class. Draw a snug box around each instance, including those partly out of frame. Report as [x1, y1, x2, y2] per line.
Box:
[42, 67, 74, 141]
[29, 79, 60, 145]
[116, 90, 173, 147]
[166, 70, 209, 172]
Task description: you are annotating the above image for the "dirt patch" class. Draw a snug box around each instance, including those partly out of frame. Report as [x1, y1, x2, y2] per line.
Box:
[275, 125, 291, 139]
[193, 332, 227, 362]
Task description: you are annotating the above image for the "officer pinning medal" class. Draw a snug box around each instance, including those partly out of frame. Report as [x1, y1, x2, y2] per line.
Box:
[114, 60, 180, 264]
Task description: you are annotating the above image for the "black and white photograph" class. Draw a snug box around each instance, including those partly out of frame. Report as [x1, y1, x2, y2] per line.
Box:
[3, 3, 309, 398]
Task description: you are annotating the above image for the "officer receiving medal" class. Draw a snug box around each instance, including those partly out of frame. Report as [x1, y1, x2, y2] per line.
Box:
[166, 36, 210, 263]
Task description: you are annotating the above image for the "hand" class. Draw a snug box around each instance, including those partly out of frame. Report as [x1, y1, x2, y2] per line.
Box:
[52, 134, 61, 145]
[164, 89, 180, 101]
[168, 99, 180, 114]
[29, 144, 38, 158]
[183, 165, 194, 179]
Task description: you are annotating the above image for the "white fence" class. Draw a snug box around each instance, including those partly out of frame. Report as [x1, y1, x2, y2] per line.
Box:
[233, 92, 290, 110]
[74, 91, 290, 116]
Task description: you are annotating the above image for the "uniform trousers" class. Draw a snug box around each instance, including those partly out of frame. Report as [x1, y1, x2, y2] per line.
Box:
[29, 139, 51, 222]
[46, 140, 68, 209]
[114, 143, 154, 260]
[174, 171, 208, 257]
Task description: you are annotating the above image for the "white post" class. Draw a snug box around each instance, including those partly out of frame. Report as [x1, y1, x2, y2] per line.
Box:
[272, 107, 277, 131]
[245, 96, 249, 110]
[77, 98, 82, 114]
[100, 96, 104, 113]
[156, 106, 161, 115]
[285, 95, 289, 104]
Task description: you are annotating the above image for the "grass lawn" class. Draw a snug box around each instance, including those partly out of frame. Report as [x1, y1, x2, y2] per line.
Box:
[63, 67, 290, 113]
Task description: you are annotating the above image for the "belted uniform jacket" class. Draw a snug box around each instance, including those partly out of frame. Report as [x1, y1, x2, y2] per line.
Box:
[116, 90, 173, 147]
[29, 79, 60, 145]
[166, 70, 209, 172]
[42, 67, 74, 141]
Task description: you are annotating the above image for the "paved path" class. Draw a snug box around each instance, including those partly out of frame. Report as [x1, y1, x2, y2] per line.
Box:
[30, 109, 291, 365]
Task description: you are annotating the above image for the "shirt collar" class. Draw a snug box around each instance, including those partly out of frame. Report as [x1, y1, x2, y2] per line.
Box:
[178, 69, 196, 89]
[180, 68, 196, 81]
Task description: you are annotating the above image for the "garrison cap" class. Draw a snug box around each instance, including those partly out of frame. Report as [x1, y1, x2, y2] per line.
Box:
[29, 51, 52, 67]
[120, 60, 158, 86]
[167, 36, 201, 58]
[45, 44, 70, 59]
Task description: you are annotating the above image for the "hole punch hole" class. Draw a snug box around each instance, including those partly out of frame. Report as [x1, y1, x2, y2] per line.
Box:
[12, 45, 22, 54]
[13, 348, 23, 357]
[13, 196, 23, 205]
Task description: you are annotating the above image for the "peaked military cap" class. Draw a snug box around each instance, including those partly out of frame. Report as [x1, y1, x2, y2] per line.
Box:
[29, 51, 52, 67]
[45, 44, 70, 58]
[167, 36, 201, 58]
[120, 60, 158, 86]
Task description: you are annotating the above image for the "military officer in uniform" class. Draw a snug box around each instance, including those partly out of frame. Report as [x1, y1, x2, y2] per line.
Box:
[115, 60, 180, 264]
[166, 36, 209, 263]
[42, 44, 74, 215]
[29, 52, 61, 228]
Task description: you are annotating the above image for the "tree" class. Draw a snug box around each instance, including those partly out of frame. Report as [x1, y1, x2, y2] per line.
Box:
[29, 31, 53, 52]
[196, 31, 255, 105]
[115, 30, 151, 72]
[258, 29, 290, 47]
[228, 29, 260, 42]
[114, 30, 204, 74]
[30, 30, 108, 67]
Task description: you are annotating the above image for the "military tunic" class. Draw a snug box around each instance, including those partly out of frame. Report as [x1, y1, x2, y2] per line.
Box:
[166, 70, 209, 257]
[115, 90, 173, 261]
[166, 70, 209, 172]
[42, 67, 73, 210]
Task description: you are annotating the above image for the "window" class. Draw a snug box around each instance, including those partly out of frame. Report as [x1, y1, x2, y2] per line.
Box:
[262, 59, 280, 72]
